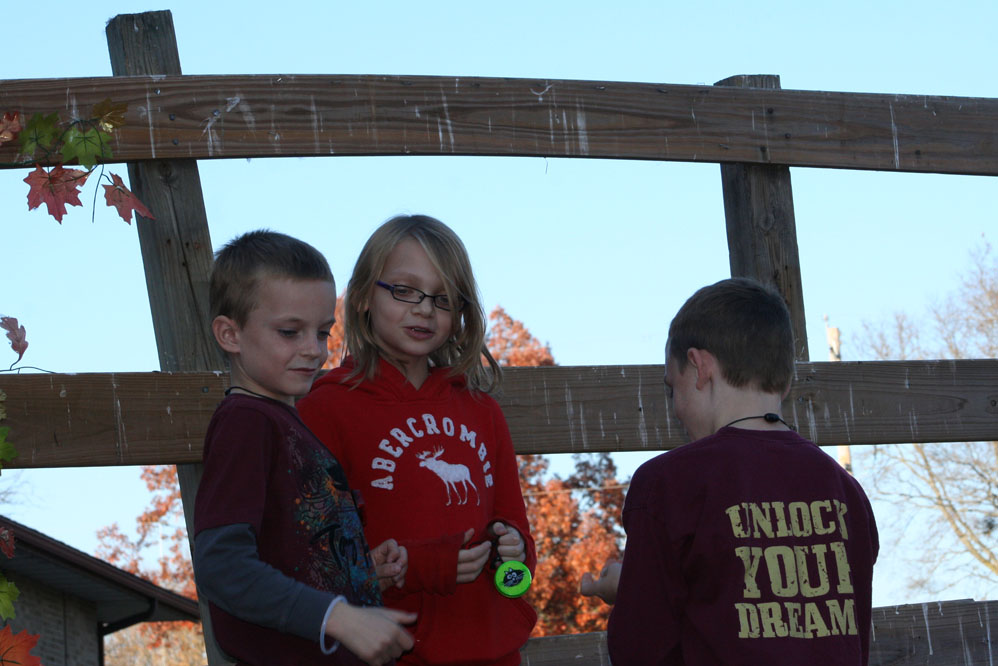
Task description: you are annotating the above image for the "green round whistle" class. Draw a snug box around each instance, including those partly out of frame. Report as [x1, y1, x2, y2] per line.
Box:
[494, 560, 532, 598]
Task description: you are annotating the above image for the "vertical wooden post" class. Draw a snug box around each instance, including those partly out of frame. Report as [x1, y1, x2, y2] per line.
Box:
[715, 74, 809, 362]
[105, 11, 232, 664]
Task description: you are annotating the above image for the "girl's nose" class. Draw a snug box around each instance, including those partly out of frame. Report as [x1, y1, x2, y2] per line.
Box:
[411, 296, 435, 316]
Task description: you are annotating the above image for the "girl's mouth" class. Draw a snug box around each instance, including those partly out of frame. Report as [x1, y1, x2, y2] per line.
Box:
[407, 326, 434, 339]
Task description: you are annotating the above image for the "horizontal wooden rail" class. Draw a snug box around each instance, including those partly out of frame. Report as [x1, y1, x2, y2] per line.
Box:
[520, 599, 998, 665]
[1, 360, 995, 468]
[1, 75, 996, 175]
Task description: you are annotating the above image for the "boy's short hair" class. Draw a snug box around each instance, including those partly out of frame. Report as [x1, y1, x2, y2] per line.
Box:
[666, 277, 794, 394]
[209, 229, 334, 325]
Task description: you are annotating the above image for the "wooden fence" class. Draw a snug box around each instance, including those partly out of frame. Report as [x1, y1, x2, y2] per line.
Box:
[1, 9, 996, 664]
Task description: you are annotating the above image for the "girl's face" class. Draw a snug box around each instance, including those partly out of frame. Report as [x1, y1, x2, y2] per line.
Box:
[366, 238, 456, 385]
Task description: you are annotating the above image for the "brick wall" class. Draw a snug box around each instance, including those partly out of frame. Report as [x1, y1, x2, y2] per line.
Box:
[1, 571, 99, 666]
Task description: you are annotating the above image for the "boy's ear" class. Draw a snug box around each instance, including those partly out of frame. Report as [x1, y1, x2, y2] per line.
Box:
[212, 315, 241, 354]
[687, 348, 715, 391]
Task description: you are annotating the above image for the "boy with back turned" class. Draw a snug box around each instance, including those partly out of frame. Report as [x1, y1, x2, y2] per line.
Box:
[581, 277, 879, 665]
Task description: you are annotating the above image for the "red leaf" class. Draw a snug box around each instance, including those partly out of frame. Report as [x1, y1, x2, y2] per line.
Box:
[103, 172, 154, 224]
[23, 165, 89, 223]
[0, 528, 14, 559]
[0, 317, 27, 364]
[0, 112, 21, 145]
[0, 624, 41, 666]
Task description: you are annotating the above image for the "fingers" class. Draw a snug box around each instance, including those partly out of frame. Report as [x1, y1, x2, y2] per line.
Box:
[382, 608, 418, 625]
[579, 571, 596, 596]
[371, 538, 399, 565]
[495, 525, 525, 561]
[461, 527, 475, 545]
[456, 539, 491, 583]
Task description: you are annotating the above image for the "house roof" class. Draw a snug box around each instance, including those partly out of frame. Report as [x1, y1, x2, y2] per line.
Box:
[0, 515, 200, 633]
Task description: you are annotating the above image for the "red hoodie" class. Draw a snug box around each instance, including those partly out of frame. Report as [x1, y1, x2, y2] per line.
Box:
[298, 358, 537, 665]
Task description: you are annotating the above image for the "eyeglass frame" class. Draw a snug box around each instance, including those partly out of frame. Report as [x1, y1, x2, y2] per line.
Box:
[375, 280, 465, 311]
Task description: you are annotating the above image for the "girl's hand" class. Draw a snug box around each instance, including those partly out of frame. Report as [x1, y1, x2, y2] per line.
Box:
[371, 538, 407, 591]
[490, 522, 526, 562]
[456, 527, 491, 583]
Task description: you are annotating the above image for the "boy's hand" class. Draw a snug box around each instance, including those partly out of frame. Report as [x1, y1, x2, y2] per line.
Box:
[579, 558, 622, 605]
[371, 538, 407, 591]
[326, 602, 416, 665]
[489, 522, 526, 562]
[456, 527, 491, 584]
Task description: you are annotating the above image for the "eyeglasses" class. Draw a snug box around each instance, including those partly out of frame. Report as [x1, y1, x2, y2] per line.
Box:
[376, 281, 463, 311]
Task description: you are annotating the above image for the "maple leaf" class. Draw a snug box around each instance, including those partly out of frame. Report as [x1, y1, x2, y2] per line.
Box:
[93, 98, 128, 133]
[23, 165, 89, 223]
[0, 112, 21, 145]
[0, 623, 41, 666]
[18, 112, 59, 159]
[61, 125, 112, 169]
[103, 173, 155, 223]
[0, 317, 27, 363]
[0, 528, 14, 560]
[0, 577, 19, 622]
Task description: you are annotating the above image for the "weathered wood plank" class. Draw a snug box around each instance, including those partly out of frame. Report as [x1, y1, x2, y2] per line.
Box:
[718, 74, 811, 362]
[519, 599, 998, 665]
[521, 631, 608, 665]
[105, 11, 231, 665]
[1, 360, 995, 468]
[1, 74, 995, 175]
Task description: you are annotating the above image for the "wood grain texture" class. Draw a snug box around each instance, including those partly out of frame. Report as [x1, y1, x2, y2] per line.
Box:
[1, 74, 995, 175]
[718, 75, 811, 362]
[106, 13, 231, 664]
[2, 360, 995, 468]
[519, 600, 998, 665]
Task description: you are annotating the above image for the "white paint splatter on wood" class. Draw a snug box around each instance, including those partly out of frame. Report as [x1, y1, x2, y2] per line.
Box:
[889, 103, 900, 170]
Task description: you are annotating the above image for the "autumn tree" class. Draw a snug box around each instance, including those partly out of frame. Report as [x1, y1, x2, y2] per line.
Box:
[323, 293, 347, 369]
[859, 239, 998, 598]
[485, 305, 624, 636]
[95, 465, 204, 665]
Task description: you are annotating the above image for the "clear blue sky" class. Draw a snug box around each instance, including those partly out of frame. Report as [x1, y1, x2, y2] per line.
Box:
[2, 0, 996, 608]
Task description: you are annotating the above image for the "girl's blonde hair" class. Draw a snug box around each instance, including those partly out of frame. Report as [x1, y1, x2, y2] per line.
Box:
[343, 214, 501, 393]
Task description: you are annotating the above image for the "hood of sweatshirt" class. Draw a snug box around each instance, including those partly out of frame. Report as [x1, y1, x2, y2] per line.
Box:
[310, 355, 469, 403]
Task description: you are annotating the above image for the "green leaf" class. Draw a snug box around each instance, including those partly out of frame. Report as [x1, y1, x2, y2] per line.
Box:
[0, 575, 19, 621]
[18, 113, 60, 158]
[0, 427, 16, 468]
[60, 125, 112, 169]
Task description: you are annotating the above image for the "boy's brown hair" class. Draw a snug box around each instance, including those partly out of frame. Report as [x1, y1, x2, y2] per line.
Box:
[666, 277, 794, 394]
[209, 229, 334, 326]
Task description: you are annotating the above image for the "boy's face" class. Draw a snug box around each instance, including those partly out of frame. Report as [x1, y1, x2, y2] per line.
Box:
[221, 276, 337, 405]
[664, 343, 711, 442]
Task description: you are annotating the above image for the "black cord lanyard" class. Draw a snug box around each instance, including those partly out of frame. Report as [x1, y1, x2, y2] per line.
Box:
[723, 412, 795, 431]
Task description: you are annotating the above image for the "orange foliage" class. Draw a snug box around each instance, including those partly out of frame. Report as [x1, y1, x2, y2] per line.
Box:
[486, 305, 555, 367]
[323, 292, 347, 369]
[0, 624, 41, 666]
[485, 306, 623, 636]
[95, 465, 203, 662]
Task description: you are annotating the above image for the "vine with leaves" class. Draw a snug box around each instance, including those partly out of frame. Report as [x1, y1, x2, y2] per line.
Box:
[0, 320, 39, 665]
[1, 100, 154, 224]
[0, 96, 157, 664]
